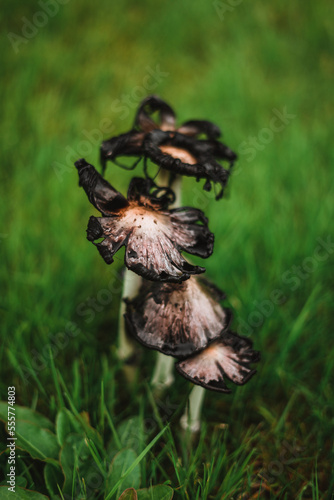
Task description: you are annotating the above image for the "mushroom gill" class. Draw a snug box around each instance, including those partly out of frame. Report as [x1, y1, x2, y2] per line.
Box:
[124, 276, 232, 358]
[176, 331, 260, 393]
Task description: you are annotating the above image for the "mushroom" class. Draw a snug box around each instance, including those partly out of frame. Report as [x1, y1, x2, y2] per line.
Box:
[175, 331, 260, 393]
[124, 276, 232, 358]
[99, 95, 237, 372]
[124, 274, 259, 430]
[100, 95, 237, 200]
[75, 158, 214, 283]
[177, 331, 260, 432]
[74, 96, 259, 433]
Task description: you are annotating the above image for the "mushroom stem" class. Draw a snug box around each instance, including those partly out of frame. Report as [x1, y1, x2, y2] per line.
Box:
[162, 174, 207, 428]
[150, 172, 182, 390]
[151, 353, 175, 390]
[118, 270, 141, 360]
[180, 385, 206, 433]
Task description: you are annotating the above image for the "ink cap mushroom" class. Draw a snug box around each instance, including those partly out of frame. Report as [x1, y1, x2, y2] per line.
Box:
[75, 158, 214, 283]
[75, 95, 260, 431]
[100, 95, 237, 200]
[124, 276, 232, 358]
[125, 275, 260, 393]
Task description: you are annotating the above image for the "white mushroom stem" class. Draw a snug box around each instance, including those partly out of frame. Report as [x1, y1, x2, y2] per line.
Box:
[180, 385, 206, 433]
[151, 354, 175, 390]
[117, 270, 141, 360]
[150, 172, 181, 389]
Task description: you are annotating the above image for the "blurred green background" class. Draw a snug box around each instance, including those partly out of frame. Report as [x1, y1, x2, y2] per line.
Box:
[1, 0, 333, 498]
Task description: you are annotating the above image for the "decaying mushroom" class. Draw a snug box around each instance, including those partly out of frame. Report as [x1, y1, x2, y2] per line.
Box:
[124, 276, 232, 358]
[75, 158, 213, 283]
[100, 95, 237, 200]
[75, 95, 260, 432]
[175, 331, 260, 393]
[124, 275, 259, 430]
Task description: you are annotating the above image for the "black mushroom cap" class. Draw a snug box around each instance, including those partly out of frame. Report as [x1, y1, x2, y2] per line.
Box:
[175, 331, 261, 393]
[142, 129, 235, 200]
[75, 157, 128, 214]
[124, 276, 232, 358]
[100, 96, 237, 200]
[177, 119, 221, 140]
[75, 158, 214, 283]
[100, 95, 175, 171]
[134, 95, 176, 132]
[100, 130, 144, 172]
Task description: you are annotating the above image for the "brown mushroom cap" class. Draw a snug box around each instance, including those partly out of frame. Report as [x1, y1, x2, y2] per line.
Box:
[175, 331, 260, 393]
[75, 159, 214, 282]
[124, 276, 232, 358]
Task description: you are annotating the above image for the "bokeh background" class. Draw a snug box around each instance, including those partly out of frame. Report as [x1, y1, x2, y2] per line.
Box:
[1, 1, 333, 498]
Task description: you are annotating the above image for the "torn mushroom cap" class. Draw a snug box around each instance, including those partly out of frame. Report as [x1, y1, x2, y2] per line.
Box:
[100, 96, 237, 200]
[133, 96, 222, 140]
[176, 331, 260, 393]
[75, 158, 214, 283]
[125, 276, 232, 358]
[100, 95, 176, 170]
[143, 129, 236, 200]
[134, 95, 176, 132]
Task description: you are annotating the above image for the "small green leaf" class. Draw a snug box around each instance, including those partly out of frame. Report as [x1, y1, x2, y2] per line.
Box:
[107, 449, 141, 497]
[0, 486, 49, 499]
[0, 402, 54, 431]
[44, 462, 64, 498]
[0, 476, 27, 488]
[60, 434, 105, 497]
[60, 434, 89, 494]
[117, 417, 144, 453]
[56, 408, 82, 446]
[105, 425, 168, 500]
[15, 421, 60, 461]
[118, 488, 138, 500]
[137, 485, 174, 500]
[16, 477, 28, 489]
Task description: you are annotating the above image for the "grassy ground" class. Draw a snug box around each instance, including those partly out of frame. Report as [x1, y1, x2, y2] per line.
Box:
[1, 0, 333, 498]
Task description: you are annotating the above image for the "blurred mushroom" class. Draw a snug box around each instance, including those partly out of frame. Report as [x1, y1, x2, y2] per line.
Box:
[178, 331, 260, 432]
[100, 95, 237, 199]
[124, 276, 232, 358]
[176, 331, 260, 393]
[75, 158, 214, 283]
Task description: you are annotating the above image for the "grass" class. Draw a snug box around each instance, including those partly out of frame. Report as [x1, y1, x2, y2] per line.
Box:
[0, 0, 334, 498]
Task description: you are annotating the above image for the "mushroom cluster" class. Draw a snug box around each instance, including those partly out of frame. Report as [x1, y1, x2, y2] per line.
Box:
[75, 96, 259, 420]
